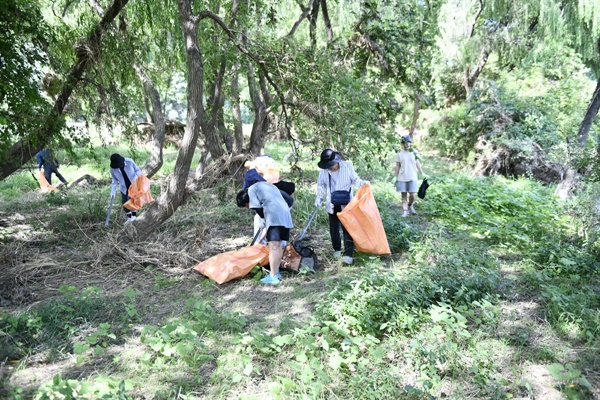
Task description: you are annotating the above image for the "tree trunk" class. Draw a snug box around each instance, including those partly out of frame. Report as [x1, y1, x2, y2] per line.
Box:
[464, 49, 489, 98]
[309, 0, 320, 49]
[125, 0, 204, 242]
[135, 63, 165, 178]
[231, 62, 244, 154]
[321, 0, 333, 43]
[409, 92, 421, 136]
[0, 0, 130, 180]
[577, 74, 600, 146]
[247, 61, 271, 156]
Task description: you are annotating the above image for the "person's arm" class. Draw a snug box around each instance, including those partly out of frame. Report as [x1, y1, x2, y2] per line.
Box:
[315, 170, 327, 207]
[110, 169, 119, 196]
[133, 161, 142, 177]
[394, 162, 400, 179]
[416, 159, 424, 175]
[348, 163, 368, 187]
[36, 153, 44, 170]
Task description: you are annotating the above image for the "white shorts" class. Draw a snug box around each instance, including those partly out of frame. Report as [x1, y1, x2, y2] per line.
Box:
[396, 180, 418, 193]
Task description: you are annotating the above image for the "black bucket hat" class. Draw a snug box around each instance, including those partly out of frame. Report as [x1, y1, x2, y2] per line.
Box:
[110, 153, 125, 169]
[317, 149, 342, 169]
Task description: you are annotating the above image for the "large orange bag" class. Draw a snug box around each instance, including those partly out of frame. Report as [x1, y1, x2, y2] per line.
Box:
[123, 175, 154, 211]
[194, 245, 269, 284]
[39, 171, 58, 193]
[338, 184, 391, 255]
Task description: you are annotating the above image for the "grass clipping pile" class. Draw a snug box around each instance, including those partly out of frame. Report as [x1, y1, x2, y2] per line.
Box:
[0, 219, 214, 308]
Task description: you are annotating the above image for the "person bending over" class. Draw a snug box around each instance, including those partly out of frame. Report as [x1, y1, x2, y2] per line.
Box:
[237, 180, 293, 285]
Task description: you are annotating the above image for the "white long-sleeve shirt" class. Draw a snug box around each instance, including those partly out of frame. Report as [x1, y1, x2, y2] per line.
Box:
[110, 158, 142, 196]
[316, 161, 367, 214]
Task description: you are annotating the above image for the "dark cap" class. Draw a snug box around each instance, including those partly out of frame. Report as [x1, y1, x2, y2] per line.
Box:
[110, 153, 125, 169]
[401, 135, 412, 143]
[317, 149, 342, 169]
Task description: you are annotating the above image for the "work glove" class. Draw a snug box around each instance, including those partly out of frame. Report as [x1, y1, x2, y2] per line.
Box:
[315, 198, 323, 208]
[362, 180, 370, 186]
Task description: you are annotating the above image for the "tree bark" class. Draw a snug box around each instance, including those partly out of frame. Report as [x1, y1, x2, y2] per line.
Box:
[409, 92, 421, 136]
[125, 0, 204, 242]
[134, 63, 166, 178]
[288, 0, 316, 37]
[321, 0, 333, 43]
[577, 74, 600, 146]
[247, 59, 271, 156]
[0, 0, 130, 180]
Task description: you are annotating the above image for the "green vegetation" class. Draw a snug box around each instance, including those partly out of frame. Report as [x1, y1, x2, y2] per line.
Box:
[1, 142, 598, 399]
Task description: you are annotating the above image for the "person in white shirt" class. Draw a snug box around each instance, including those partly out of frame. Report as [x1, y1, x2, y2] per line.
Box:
[394, 136, 424, 217]
[315, 149, 369, 265]
[109, 153, 142, 224]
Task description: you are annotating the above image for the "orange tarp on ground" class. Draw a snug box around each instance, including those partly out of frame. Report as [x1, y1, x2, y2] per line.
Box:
[194, 245, 270, 284]
[123, 175, 154, 211]
[338, 184, 391, 255]
[39, 171, 58, 193]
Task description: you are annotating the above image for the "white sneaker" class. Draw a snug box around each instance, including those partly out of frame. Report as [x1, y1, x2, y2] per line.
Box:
[333, 250, 342, 259]
[130, 216, 137, 221]
[124, 218, 131, 225]
[409, 205, 417, 215]
[342, 256, 353, 265]
[402, 211, 410, 217]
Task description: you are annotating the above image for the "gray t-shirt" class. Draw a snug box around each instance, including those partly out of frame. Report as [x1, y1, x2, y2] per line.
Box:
[248, 182, 293, 230]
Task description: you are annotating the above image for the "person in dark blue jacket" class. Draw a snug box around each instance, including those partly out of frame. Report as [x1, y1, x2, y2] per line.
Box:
[36, 149, 68, 186]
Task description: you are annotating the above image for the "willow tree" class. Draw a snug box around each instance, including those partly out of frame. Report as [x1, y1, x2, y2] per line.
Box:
[0, 0, 130, 180]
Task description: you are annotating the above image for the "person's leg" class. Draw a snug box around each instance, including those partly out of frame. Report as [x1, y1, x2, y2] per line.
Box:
[401, 192, 408, 211]
[328, 211, 342, 252]
[407, 181, 418, 214]
[52, 167, 68, 185]
[341, 224, 354, 257]
[267, 241, 282, 277]
[44, 169, 52, 185]
[408, 193, 416, 207]
[121, 192, 133, 220]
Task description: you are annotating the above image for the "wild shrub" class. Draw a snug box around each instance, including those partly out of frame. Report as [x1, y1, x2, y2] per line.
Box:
[425, 174, 564, 249]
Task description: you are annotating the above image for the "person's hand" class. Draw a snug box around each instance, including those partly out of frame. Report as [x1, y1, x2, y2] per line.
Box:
[362, 180, 370, 186]
[315, 198, 323, 208]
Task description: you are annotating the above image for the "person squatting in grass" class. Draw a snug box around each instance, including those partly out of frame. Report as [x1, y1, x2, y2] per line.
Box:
[394, 135, 425, 217]
[109, 153, 142, 224]
[236, 177, 294, 285]
[315, 149, 369, 266]
[36, 148, 68, 186]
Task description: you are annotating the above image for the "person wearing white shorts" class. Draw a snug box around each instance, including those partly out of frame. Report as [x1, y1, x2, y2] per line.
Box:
[394, 135, 425, 217]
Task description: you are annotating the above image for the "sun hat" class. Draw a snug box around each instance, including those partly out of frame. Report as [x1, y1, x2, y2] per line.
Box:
[317, 149, 342, 169]
[110, 153, 125, 169]
[401, 135, 412, 143]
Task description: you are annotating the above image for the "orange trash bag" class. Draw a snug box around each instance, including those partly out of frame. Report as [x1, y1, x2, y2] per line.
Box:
[39, 171, 58, 193]
[194, 245, 270, 284]
[338, 184, 391, 255]
[123, 175, 154, 211]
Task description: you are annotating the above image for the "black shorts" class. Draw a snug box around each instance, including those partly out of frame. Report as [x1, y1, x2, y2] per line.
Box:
[266, 226, 290, 242]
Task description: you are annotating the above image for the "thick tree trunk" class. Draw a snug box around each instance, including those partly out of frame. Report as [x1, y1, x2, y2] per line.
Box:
[309, 0, 320, 49]
[203, 59, 227, 159]
[135, 64, 165, 178]
[125, 0, 204, 242]
[0, 0, 130, 180]
[577, 75, 600, 146]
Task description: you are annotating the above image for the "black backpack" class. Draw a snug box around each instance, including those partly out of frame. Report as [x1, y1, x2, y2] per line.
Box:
[280, 240, 318, 274]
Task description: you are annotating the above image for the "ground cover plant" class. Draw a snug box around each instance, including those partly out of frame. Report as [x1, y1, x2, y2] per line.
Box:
[1, 141, 598, 399]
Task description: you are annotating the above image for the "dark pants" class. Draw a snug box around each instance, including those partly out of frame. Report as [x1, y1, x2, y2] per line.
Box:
[44, 167, 67, 185]
[120, 192, 137, 216]
[329, 205, 354, 257]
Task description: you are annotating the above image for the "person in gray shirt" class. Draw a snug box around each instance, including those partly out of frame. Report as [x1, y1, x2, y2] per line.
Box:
[237, 177, 293, 285]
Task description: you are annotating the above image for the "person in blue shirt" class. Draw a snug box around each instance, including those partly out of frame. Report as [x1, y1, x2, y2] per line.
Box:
[109, 153, 142, 224]
[36, 149, 68, 186]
